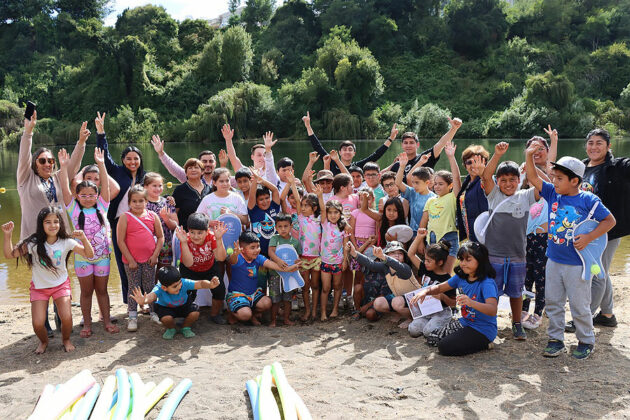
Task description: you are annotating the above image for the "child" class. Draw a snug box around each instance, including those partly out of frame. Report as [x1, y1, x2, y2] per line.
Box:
[279, 170, 303, 239]
[406, 235, 456, 338]
[268, 213, 302, 326]
[362, 162, 386, 210]
[349, 166, 365, 193]
[247, 169, 281, 257]
[302, 151, 334, 202]
[175, 213, 228, 324]
[263, 131, 294, 192]
[144, 172, 178, 271]
[418, 142, 462, 273]
[315, 184, 350, 321]
[235, 167, 253, 200]
[353, 242, 420, 326]
[379, 197, 407, 246]
[129, 266, 221, 339]
[2, 209, 94, 353]
[197, 168, 248, 225]
[116, 185, 165, 332]
[525, 147, 615, 359]
[477, 142, 537, 340]
[378, 171, 409, 221]
[411, 242, 498, 356]
[395, 153, 435, 234]
[72, 163, 121, 201]
[58, 148, 118, 337]
[226, 232, 297, 325]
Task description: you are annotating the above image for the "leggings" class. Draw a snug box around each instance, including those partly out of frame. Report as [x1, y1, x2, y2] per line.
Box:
[438, 326, 490, 356]
[125, 262, 157, 314]
[524, 233, 547, 315]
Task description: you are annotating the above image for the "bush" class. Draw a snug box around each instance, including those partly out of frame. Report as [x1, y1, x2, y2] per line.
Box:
[108, 105, 159, 143]
[321, 108, 361, 140]
[402, 101, 451, 138]
[364, 102, 404, 139]
[484, 96, 556, 138]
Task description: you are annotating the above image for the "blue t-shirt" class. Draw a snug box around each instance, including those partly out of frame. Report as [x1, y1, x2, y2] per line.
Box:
[152, 278, 196, 307]
[447, 275, 498, 341]
[248, 202, 281, 256]
[401, 188, 435, 231]
[540, 181, 611, 266]
[229, 254, 268, 295]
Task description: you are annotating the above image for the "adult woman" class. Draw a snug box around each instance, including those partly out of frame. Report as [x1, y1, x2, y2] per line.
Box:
[95, 112, 146, 303]
[455, 145, 489, 242]
[172, 158, 212, 230]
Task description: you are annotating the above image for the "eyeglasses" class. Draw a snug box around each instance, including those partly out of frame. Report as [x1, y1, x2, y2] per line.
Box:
[38, 158, 55, 165]
[78, 194, 98, 199]
[365, 173, 379, 178]
[382, 182, 395, 188]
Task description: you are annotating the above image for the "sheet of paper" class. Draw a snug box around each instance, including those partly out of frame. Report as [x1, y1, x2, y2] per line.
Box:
[404, 288, 443, 319]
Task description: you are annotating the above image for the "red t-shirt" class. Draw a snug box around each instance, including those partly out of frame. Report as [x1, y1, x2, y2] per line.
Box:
[182, 230, 217, 272]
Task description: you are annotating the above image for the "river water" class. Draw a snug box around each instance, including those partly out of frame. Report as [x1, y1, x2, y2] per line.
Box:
[1, 137, 629, 304]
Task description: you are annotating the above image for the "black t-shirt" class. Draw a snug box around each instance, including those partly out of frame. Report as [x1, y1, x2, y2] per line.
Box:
[390, 147, 439, 183]
[417, 261, 455, 309]
[581, 164, 605, 195]
[172, 182, 212, 230]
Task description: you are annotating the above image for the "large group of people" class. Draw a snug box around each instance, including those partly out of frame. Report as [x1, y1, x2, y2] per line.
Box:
[2, 108, 628, 359]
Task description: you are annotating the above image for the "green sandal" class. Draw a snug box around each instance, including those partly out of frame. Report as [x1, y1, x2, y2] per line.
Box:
[181, 327, 196, 338]
[162, 328, 177, 340]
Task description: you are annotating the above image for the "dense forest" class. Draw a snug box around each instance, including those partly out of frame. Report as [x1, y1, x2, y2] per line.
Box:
[1, 0, 630, 146]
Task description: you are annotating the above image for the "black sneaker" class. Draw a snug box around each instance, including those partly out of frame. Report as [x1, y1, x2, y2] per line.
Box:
[593, 312, 617, 327]
[543, 339, 566, 357]
[512, 322, 527, 340]
[564, 320, 576, 333]
[572, 342, 594, 360]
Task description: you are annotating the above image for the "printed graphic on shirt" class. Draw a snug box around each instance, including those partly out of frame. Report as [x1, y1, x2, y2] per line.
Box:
[52, 249, 63, 266]
[252, 213, 276, 240]
[460, 293, 477, 321]
[581, 180, 594, 193]
[529, 201, 544, 219]
[548, 202, 582, 245]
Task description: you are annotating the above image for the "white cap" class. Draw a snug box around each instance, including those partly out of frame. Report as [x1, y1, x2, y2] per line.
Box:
[551, 156, 585, 178]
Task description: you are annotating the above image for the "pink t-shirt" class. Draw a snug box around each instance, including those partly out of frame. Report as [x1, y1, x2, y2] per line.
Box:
[321, 221, 348, 264]
[122, 211, 157, 264]
[351, 208, 377, 238]
[298, 214, 321, 257]
[332, 194, 359, 215]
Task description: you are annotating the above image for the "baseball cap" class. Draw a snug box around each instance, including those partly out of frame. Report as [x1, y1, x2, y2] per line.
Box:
[551, 156, 585, 178]
[314, 170, 334, 183]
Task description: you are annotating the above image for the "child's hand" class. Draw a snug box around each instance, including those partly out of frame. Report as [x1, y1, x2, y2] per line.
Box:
[469, 155, 486, 177]
[418, 153, 430, 166]
[214, 221, 228, 239]
[166, 195, 176, 206]
[128, 260, 138, 270]
[287, 264, 299, 272]
[302, 111, 311, 128]
[263, 131, 277, 151]
[58, 148, 70, 168]
[367, 235, 376, 245]
[444, 141, 456, 158]
[308, 151, 319, 164]
[359, 191, 368, 208]
[385, 232, 396, 242]
[495, 142, 509, 156]
[174, 225, 188, 242]
[278, 260, 289, 270]
[149, 254, 158, 266]
[286, 168, 296, 185]
[94, 147, 106, 165]
[448, 116, 462, 130]
[1, 221, 14, 235]
[322, 154, 331, 166]
[342, 259, 348, 271]
[525, 143, 541, 158]
[221, 123, 234, 142]
[456, 294, 472, 307]
[78, 121, 91, 143]
[345, 241, 357, 258]
[417, 228, 427, 237]
[128, 287, 146, 305]
[573, 233, 592, 251]
[218, 149, 229, 167]
[329, 149, 339, 161]
[159, 206, 174, 223]
[209, 276, 220, 289]
[249, 166, 262, 183]
[313, 183, 323, 196]
[220, 206, 230, 215]
[94, 111, 106, 134]
[373, 246, 385, 260]
[543, 124, 558, 144]
[397, 152, 408, 167]
[410, 289, 428, 305]
[389, 123, 398, 140]
[72, 229, 86, 240]
[232, 241, 242, 256]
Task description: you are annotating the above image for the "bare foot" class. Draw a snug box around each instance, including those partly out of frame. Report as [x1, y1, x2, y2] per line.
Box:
[63, 340, 75, 352]
[251, 316, 261, 326]
[104, 323, 119, 334]
[320, 315, 328, 322]
[283, 318, 295, 326]
[80, 328, 92, 338]
[330, 310, 339, 318]
[269, 321, 277, 328]
[35, 342, 48, 354]
[227, 312, 238, 325]
[300, 311, 311, 322]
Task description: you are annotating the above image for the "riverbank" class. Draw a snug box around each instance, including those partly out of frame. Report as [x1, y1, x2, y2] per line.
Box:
[0, 274, 628, 418]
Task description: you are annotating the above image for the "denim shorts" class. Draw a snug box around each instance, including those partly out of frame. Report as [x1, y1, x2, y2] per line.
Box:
[490, 256, 526, 298]
[429, 231, 459, 258]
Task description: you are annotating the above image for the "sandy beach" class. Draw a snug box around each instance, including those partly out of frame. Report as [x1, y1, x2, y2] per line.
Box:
[0, 273, 629, 419]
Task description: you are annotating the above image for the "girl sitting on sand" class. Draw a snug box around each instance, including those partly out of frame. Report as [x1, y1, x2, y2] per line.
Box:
[2, 208, 94, 353]
[411, 242, 498, 356]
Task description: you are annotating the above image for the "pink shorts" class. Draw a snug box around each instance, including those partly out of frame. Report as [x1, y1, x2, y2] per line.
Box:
[29, 278, 72, 302]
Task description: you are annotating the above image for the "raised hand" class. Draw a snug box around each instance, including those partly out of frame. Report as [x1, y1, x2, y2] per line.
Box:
[397, 152, 409, 167]
[159, 206, 174, 223]
[58, 148, 70, 168]
[448, 116, 462, 130]
[543, 124, 558, 143]
[1, 221, 14, 235]
[24, 110, 37, 135]
[329, 149, 339, 161]
[214, 221, 228, 239]
[444, 141, 456, 158]
[389, 123, 398, 140]
[94, 111, 106, 134]
[525, 143, 540, 158]
[218, 149, 228, 167]
[308, 151, 320, 164]
[174, 225, 188, 242]
[221, 123, 234, 143]
[151, 135, 164, 156]
[72, 229, 87, 241]
[322, 154, 331, 166]
[373, 246, 385, 260]
[166, 196, 176, 206]
[418, 153, 430, 166]
[469, 155, 486, 177]
[286, 168, 296, 185]
[302, 111, 311, 128]
[495, 142, 509, 156]
[263, 131, 277, 151]
[78, 121, 91, 143]
[232, 241, 242, 256]
[359, 191, 369, 208]
[249, 166, 262, 183]
[94, 147, 105, 165]
[313, 183, 323, 196]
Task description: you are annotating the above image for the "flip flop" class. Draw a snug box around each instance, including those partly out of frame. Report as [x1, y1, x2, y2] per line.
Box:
[105, 324, 119, 334]
[80, 328, 92, 338]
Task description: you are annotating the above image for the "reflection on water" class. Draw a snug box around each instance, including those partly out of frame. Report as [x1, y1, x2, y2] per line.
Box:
[1, 138, 629, 304]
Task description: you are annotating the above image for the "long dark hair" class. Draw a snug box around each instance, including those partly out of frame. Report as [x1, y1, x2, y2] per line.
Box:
[301, 193, 320, 217]
[325, 200, 347, 231]
[75, 181, 105, 231]
[121, 146, 144, 179]
[379, 197, 405, 246]
[31, 147, 54, 175]
[454, 242, 496, 280]
[17, 207, 72, 273]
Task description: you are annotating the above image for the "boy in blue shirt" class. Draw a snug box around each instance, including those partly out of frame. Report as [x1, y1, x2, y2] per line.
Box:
[395, 153, 435, 232]
[226, 231, 298, 326]
[129, 266, 220, 339]
[525, 146, 616, 359]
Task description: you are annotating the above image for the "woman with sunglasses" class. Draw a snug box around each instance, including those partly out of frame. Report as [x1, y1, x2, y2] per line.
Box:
[455, 145, 490, 242]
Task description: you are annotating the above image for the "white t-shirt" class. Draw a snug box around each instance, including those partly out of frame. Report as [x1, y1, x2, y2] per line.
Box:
[197, 191, 247, 220]
[29, 238, 79, 289]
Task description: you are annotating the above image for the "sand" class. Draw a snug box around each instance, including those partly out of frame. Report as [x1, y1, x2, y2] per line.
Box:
[0, 274, 629, 419]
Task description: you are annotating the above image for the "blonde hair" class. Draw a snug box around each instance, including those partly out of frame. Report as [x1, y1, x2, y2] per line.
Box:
[143, 172, 164, 187]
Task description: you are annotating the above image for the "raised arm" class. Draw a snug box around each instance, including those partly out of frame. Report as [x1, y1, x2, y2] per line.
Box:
[543, 124, 559, 174]
[444, 141, 461, 196]
[359, 190, 381, 222]
[175, 226, 193, 268]
[525, 143, 544, 192]
[354, 123, 398, 168]
[395, 152, 409, 192]
[71, 230, 95, 260]
[302, 152, 319, 194]
[17, 112, 37, 185]
[2, 222, 25, 259]
[329, 150, 349, 174]
[222, 123, 243, 172]
[407, 234, 424, 270]
[94, 148, 111, 202]
[57, 149, 73, 207]
[151, 135, 187, 183]
[67, 121, 89, 178]
[263, 131, 281, 187]
[94, 112, 119, 173]
[303, 111, 329, 158]
[481, 142, 509, 196]
[314, 184, 326, 225]
[213, 221, 228, 262]
[432, 117, 462, 158]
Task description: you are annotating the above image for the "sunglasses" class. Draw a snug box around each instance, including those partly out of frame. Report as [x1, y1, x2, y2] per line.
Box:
[38, 157, 55, 165]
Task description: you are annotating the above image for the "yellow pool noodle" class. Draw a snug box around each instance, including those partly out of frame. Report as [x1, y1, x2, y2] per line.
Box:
[143, 377, 174, 415]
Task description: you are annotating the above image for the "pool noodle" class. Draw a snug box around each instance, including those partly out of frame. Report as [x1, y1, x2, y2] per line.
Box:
[155, 378, 192, 420]
[290, 386, 312, 420]
[73, 383, 100, 420]
[143, 378, 174, 415]
[270, 363, 296, 420]
[29, 384, 55, 419]
[90, 375, 116, 420]
[128, 373, 144, 420]
[46, 370, 96, 420]
[143, 382, 156, 396]
[245, 379, 260, 420]
[111, 369, 130, 420]
[257, 366, 281, 420]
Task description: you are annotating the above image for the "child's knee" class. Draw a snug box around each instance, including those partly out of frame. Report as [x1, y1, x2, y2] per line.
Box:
[391, 296, 405, 311]
[236, 307, 253, 320]
[186, 311, 200, 322]
[256, 297, 272, 311]
[160, 315, 174, 324]
[365, 308, 379, 322]
[373, 297, 389, 312]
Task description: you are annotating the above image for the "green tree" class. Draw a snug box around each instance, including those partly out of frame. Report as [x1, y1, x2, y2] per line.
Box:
[445, 0, 508, 58]
[242, 0, 274, 33]
[55, 0, 110, 19]
[220, 26, 254, 83]
[178, 19, 214, 57]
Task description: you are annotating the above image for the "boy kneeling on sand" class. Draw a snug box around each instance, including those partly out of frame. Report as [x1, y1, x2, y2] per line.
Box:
[129, 265, 220, 339]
